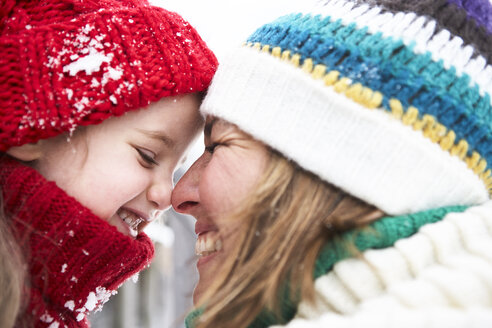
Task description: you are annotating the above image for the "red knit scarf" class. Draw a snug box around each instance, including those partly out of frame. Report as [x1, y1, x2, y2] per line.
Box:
[0, 156, 154, 327]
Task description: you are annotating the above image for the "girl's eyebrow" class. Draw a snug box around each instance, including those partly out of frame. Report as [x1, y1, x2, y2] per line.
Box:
[136, 129, 176, 149]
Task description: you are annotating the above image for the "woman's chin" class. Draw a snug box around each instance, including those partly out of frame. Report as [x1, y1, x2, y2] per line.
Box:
[193, 284, 206, 305]
[193, 272, 215, 306]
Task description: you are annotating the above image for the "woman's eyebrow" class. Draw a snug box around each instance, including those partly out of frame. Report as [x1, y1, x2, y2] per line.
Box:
[204, 117, 218, 138]
[137, 129, 176, 149]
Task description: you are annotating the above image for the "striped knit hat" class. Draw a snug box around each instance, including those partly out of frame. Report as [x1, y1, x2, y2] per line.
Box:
[0, 0, 217, 151]
[201, 0, 492, 215]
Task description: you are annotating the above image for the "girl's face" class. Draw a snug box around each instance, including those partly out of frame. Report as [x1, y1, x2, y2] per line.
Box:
[171, 117, 269, 304]
[33, 94, 203, 238]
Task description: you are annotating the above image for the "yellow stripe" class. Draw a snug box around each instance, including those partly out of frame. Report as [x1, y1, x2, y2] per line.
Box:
[302, 58, 314, 73]
[402, 106, 419, 126]
[390, 99, 404, 119]
[281, 49, 291, 61]
[312, 64, 326, 79]
[244, 42, 492, 196]
[291, 54, 301, 67]
[272, 46, 282, 58]
[440, 131, 456, 151]
[324, 70, 339, 86]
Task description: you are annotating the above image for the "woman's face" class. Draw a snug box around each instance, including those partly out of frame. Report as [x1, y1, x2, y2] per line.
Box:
[171, 117, 269, 304]
[16, 94, 203, 238]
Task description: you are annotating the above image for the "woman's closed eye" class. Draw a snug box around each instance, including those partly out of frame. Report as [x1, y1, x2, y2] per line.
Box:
[136, 147, 159, 167]
[205, 142, 220, 154]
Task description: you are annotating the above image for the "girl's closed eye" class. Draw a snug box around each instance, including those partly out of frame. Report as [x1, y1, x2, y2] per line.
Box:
[136, 147, 159, 167]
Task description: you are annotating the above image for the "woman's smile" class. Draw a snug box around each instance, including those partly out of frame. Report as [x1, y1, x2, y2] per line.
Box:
[171, 118, 270, 303]
[195, 231, 223, 257]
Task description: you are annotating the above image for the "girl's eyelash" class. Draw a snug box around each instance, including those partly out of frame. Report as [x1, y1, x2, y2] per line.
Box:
[136, 148, 159, 166]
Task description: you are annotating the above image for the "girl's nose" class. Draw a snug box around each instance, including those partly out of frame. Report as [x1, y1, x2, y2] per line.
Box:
[171, 155, 205, 215]
[147, 178, 173, 211]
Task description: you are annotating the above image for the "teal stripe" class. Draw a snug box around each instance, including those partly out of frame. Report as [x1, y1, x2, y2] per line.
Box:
[247, 14, 492, 162]
[314, 205, 468, 279]
[251, 13, 491, 129]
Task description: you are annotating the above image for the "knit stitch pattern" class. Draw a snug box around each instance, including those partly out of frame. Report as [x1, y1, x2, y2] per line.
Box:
[255, 206, 467, 327]
[246, 3, 492, 178]
[358, 0, 492, 61]
[279, 201, 492, 328]
[185, 205, 466, 328]
[200, 0, 491, 214]
[0, 0, 218, 151]
[0, 156, 154, 327]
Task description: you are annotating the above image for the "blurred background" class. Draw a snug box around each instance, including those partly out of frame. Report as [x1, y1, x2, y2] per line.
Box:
[89, 0, 314, 327]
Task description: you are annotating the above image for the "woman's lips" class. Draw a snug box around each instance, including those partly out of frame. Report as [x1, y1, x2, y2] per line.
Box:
[195, 223, 223, 273]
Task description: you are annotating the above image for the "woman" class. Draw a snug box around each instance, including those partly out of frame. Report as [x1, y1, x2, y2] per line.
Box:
[171, 0, 492, 327]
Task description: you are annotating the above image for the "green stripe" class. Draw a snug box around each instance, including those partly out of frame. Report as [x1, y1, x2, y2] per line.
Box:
[314, 205, 468, 279]
[186, 205, 468, 328]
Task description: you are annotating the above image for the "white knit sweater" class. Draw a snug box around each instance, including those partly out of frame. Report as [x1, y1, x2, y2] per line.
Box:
[272, 201, 492, 328]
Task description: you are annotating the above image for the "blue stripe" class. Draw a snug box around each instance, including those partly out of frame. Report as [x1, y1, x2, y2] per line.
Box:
[247, 13, 492, 162]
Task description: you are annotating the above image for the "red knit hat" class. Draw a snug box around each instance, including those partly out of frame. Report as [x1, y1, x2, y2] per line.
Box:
[0, 0, 218, 151]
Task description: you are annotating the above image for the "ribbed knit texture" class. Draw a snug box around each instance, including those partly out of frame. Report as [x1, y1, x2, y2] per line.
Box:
[185, 205, 465, 328]
[189, 0, 492, 326]
[200, 0, 492, 215]
[0, 0, 218, 151]
[0, 156, 155, 327]
[201, 0, 492, 215]
[313, 205, 468, 279]
[274, 201, 492, 328]
[358, 0, 492, 62]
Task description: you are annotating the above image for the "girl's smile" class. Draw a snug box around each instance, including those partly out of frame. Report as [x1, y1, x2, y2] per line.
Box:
[11, 94, 204, 238]
[115, 208, 148, 238]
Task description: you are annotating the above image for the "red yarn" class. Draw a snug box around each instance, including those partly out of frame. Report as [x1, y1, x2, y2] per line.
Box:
[0, 0, 218, 151]
[0, 156, 155, 327]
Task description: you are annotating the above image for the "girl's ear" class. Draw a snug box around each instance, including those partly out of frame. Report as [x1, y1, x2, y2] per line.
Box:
[6, 142, 43, 162]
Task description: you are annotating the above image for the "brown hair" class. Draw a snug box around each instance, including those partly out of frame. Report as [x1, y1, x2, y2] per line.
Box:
[193, 150, 384, 328]
[0, 193, 27, 328]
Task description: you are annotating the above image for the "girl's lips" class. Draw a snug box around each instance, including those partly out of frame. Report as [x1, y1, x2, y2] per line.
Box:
[117, 207, 149, 238]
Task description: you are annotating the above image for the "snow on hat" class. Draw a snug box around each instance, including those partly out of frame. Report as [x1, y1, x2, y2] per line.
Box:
[200, 0, 492, 215]
[0, 0, 217, 151]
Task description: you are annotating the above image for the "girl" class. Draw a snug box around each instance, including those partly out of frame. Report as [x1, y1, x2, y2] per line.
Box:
[0, 0, 217, 327]
[171, 0, 492, 327]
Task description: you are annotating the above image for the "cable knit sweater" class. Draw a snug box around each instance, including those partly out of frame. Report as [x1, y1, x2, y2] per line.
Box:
[272, 202, 492, 328]
[0, 157, 154, 327]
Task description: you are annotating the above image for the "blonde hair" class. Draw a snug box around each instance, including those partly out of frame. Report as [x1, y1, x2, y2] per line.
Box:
[192, 150, 384, 328]
[0, 194, 26, 328]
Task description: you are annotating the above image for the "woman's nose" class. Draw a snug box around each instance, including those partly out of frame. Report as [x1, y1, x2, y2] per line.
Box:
[147, 178, 173, 211]
[171, 155, 204, 215]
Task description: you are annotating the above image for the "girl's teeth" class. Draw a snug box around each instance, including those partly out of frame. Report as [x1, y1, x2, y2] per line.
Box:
[196, 233, 222, 256]
[118, 209, 144, 236]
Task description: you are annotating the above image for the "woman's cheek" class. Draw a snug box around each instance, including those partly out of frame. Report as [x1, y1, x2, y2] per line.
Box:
[200, 161, 238, 216]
